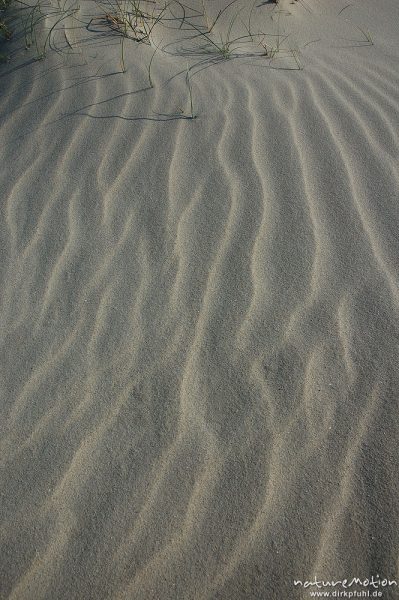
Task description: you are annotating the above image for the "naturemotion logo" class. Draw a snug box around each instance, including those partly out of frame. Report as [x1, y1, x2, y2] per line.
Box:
[293, 575, 398, 598]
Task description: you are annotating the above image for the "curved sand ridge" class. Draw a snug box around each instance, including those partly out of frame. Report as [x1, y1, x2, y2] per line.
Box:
[1, 0, 399, 598]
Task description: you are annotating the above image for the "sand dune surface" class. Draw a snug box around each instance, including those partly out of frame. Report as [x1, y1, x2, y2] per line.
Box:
[1, 0, 399, 598]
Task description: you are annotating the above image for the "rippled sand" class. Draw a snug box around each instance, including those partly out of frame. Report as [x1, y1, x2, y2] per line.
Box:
[1, 0, 399, 598]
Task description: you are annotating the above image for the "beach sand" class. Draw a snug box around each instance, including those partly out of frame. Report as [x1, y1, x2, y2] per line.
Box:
[1, 0, 399, 598]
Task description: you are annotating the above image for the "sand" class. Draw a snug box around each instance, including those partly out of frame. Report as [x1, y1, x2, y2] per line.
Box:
[1, 0, 399, 598]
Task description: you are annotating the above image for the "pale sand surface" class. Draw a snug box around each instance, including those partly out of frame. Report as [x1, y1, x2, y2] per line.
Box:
[1, 0, 399, 598]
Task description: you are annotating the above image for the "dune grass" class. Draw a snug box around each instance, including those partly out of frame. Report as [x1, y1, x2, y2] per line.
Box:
[100, 0, 171, 45]
[0, 0, 12, 41]
[0, 0, 12, 61]
[1, 0, 376, 117]
[354, 23, 373, 45]
[0, 0, 306, 111]
[1, 0, 304, 73]
[187, 5, 245, 59]
[185, 63, 196, 118]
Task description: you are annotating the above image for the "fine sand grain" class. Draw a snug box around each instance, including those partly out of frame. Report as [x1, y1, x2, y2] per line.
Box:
[1, 0, 399, 598]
